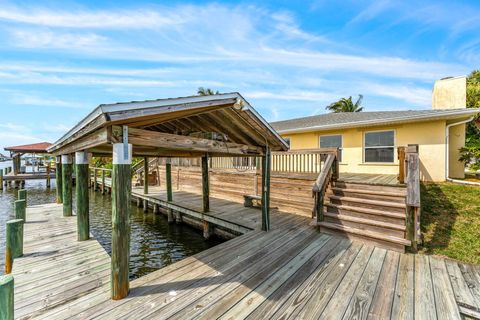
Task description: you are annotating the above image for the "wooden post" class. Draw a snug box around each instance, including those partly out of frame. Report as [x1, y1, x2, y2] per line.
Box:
[93, 168, 97, 191]
[46, 162, 51, 188]
[202, 154, 209, 212]
[261, 147, 271, 231]
[55, 156, 63, 203]
[203, 220, 213, 239]
[75, 151, 90, 241]
[398, 146, 406, 184]
[0, 169, 3, 191]
[166, 158, 172, 202]
[101, 169, 106, 194]
[5, 219, 24, 274]
[111, 142, 132, 300]
[61, 154, 73, 217]
[18, 189, 26, 207]
[14, 200, 26, 222]
[0, 275, 14, 320]
[143, 157, 149, 213]
[315, 193, 324, 224]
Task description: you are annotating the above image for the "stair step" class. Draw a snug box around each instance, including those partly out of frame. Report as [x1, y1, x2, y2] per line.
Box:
[317, 221, 411, 246]
[330, 187, 406, 198]
[324, 212, 406, 231]
[325, 203, 405, 220]
[328, 195, 406, 209]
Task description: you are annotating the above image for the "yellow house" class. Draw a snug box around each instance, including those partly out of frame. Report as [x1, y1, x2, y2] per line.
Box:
[271, 78, 479, 182]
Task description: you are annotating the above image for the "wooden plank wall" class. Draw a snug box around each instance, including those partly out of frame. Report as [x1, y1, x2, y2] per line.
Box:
[155, 166, 315, 217]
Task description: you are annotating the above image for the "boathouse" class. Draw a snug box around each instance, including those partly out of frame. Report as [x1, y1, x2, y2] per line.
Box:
[47, 93, 288, 299]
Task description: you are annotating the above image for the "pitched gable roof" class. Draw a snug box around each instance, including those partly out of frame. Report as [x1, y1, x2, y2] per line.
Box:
[271, 109, 479, 134]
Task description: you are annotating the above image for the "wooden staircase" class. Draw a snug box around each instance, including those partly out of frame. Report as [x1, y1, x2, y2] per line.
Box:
[311, 147, 421, 253]
[318, 181, 411, 252]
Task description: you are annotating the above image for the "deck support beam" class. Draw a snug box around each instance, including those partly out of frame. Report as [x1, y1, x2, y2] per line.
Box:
[261, 146, 271, 231]
[75, 151, 90, 241]
[111, 142, 132, 300]
[202, 154, 209, 213]
[61, 155, 73, 217]
[143, 157, 149, 213]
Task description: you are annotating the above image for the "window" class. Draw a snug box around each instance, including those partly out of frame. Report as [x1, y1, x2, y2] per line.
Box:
[364, 130, 395, 163]
[320, 135, 342, 162]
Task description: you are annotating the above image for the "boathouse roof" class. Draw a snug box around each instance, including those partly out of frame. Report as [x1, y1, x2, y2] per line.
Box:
[48, 93, 288, 156]
[5, 142, 52, 153]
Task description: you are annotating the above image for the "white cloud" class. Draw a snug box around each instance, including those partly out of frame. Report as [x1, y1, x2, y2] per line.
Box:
[0, 6, 180, 29]
[11, 29, 106, 49]
[8, 93, 86, 108]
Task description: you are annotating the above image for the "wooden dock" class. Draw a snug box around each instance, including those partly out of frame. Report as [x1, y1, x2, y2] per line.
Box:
[7, 198, 480, 319]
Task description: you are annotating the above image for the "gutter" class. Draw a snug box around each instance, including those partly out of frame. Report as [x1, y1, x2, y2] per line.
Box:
[445, 116, 480, 185]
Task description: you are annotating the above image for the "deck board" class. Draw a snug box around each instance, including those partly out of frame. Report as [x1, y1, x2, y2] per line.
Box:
[6, 191, 480, 319]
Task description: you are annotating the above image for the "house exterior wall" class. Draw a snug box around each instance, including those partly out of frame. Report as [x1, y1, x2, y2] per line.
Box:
[448, 123, 466, 179]
[283, 120, 449, 182]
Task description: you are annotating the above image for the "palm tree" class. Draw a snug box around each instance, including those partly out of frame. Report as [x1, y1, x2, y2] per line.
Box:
[326, 95, 364, 113]
[197, 87, 219, 96]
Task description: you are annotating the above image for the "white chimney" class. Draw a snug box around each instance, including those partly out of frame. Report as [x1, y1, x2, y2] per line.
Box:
[432, 76, 466, 109]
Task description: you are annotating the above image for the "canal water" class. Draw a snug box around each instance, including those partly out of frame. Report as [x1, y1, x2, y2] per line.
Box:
[0, 161, 222, 279]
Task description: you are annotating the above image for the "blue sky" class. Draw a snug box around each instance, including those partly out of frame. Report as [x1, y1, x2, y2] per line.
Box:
[0, 0, 479, 150]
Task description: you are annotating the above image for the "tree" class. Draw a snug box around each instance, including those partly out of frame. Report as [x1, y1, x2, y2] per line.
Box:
[325, 94, 364, 113]
[197, 87, 219, 96]
[460, 70, 480, 170]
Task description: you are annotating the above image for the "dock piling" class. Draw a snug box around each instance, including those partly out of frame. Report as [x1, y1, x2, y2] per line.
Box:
[202, 154, 209, 213]
[61, 154, 73, 217]
[14, 200, 26, 222]
[0, 275, 14, 320]
[101, 169, 106, 194]
[18, 189, 26, 207]
[46, 162, 51, 188]
[0, 169, 3, 191]
[55, 156, 63, 203]
[5, 219, 24, 274]
[143, 157, 149, 213]
[111, 142, 132, 300]
[75, 151, 90, 241]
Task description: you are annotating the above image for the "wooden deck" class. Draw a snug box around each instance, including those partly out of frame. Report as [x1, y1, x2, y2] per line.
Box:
[8, 199, 480, 319]
[10, 203, 111, 319]
[339, 172, 401, 186]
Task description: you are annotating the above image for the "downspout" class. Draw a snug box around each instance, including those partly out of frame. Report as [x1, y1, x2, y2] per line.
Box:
[445, 116, 480, 185]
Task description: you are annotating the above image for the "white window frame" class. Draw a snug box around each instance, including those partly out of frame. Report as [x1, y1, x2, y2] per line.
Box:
[319, 134, 343, 163]
[363, 129, 396, 164]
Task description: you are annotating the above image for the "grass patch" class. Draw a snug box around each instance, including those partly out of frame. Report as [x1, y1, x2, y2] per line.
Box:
[420, 182, 480, 264]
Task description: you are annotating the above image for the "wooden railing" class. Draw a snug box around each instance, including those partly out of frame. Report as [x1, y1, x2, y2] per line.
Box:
[404, 146, 421, 252]
[311, 150, 339, 222]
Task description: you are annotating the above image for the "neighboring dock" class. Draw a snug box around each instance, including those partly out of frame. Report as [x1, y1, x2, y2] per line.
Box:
[7, 198, 480, 319]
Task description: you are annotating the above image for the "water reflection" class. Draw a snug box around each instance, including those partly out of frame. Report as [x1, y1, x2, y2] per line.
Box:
[0, 160, 223, 279]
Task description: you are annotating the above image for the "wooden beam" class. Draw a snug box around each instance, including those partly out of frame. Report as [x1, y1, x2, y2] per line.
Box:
[51, 127, 110, 156]
[112, 126, 264, 156]
[202, 154, 209, 213]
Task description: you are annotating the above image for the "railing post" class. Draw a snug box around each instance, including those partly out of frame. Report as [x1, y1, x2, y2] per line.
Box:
[111, 142, 132, 300]
[315, 193, 324, 224]
[61, 154, 73, 217]
[0, 275, 14, 320]
[14, 199, 26, 222]
[165, 158, 174, 223]
[75, 151, 90, 241]
[398, 147, 406, 184]
[5, 219, 24, 274]
[405, 152, 420, 253]
[0, 169, 3, 191]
